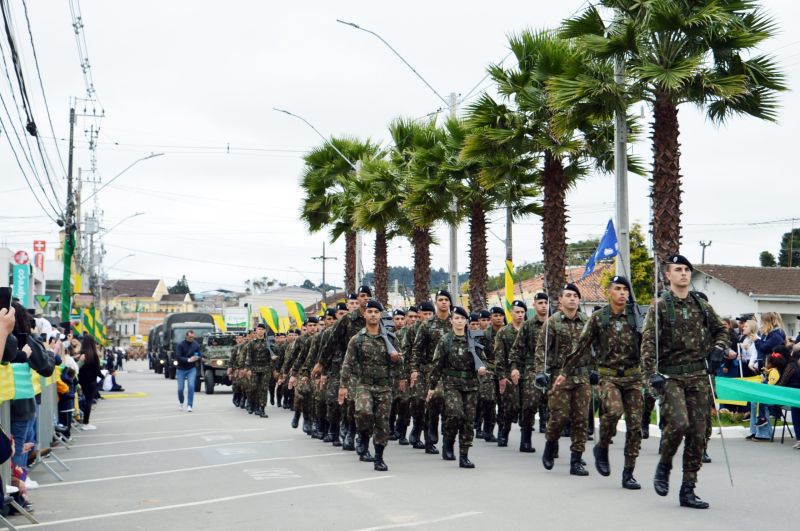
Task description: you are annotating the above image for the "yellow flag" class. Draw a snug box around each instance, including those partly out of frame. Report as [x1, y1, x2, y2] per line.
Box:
[284, 300, 307, 327]
[260, 307, 281, 334]
[211, 314, 226, 332]
[504, 259, 514, 321]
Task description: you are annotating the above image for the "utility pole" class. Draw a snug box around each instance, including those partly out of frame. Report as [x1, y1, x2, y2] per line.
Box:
[614, 57, 631, 279]
[61, 107, 76, 323]
[448, 92, 459, 296]
[312, 242, 337, 307]
[699, 240, 712, 264]
[354, 161, 363, 288]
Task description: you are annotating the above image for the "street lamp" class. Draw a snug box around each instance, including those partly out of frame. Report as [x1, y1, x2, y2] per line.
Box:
[80, 152, 164, 206]
[100, 212, 145, 237]
[336, 19, 461, 296]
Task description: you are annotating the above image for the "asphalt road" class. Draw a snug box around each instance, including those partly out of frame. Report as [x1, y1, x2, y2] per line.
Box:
[13, 360, 800, 530]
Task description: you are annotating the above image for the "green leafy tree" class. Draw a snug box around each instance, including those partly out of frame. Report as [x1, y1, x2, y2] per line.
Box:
[168, 275, 190, 295]
[759, 250, 776, 267]
[778, 228, 800, 267]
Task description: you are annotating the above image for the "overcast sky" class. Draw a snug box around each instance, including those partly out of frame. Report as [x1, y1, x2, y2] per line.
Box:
[2, 0, 799, 295]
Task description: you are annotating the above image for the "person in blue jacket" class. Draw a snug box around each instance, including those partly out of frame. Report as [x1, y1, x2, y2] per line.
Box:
[175, 330, 202, 412]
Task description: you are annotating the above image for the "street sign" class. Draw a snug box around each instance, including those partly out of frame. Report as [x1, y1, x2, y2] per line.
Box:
[34, 294, 51, 310]
[34, 252, 45, 271]
[12, 264, 29, 306]
[33, 240, 46, 252]
[14, 250, 29, 265]
[72, 293, 95, 309]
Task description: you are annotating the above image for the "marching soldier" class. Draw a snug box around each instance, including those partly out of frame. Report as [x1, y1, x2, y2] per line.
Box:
[244, 324, 273, 418]
[404, 301, 434, 449]
[493, 302, 525, 447]
[289, 317, 320, 434]
[410, 291, 454, 455]
[536, 283, 591, 476]
[339, 299, 405, 472]
[319, 303, 349, 447]
[558, 276, 644, 489]
[428, 306, 488, 468]
[270, 332, 287, 406]
[229, 334, 247, 408]
[509, 294, 550, 453]
[642, 255, 728, 509]
[389, 309, 411, 444]
[478, 309, 491, 331]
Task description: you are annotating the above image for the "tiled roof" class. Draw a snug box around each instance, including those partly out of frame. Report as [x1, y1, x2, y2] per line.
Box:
[695, 264, 800, 297]
[488, 263, 614, 303]
[104, 279, 160, 298]
[160, 293, 189, 302]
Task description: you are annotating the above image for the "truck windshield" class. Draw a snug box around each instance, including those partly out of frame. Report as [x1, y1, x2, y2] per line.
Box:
[173, 327, 214, 344]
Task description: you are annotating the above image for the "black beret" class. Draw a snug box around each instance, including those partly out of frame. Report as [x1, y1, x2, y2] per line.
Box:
[290, 329, 301, 334]
[348, 292, 358, 300]
[479, 310, 490, 319]
[392, 309, 406, 317]
[306, 317, 319, 324]
[407, 306, 418, 313]
[276, 332, 286, 337]
[511, 300, 527, 311]
[358, 285, 373, 296]
[452, 306, 469, 320]
[562, 283, 581, 298]
[335, 302, 348, 311]
[419, 301, 435, 312]
[366, 299, 384, 311]
[490, 306, 505, 315]
[325, 308, 337, 318]
[469, 312, 480, 322]
[666, 254, 693, 271]
[256, 323, 267, 329]
[608, 275, 632, 291]
[534, 292, 549, 301]
[435, 290, 452, 304]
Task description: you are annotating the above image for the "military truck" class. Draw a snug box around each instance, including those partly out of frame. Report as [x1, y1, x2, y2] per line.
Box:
[148, 324, 163, 373]
[201, 333, 237, 394]
[160, 312, 216, 384]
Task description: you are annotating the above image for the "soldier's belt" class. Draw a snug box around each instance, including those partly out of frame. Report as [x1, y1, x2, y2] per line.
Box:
[361, 377, 391, 386]
[444, 369, 475, 379]
[598, 366, 642, 378]
[659, 361, 705, 376]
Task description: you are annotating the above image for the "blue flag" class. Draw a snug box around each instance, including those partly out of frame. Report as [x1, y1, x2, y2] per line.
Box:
[582, 219, 619, 279]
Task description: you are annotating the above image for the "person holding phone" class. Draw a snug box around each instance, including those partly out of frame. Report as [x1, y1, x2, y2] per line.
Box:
[175, 330, 202, 412]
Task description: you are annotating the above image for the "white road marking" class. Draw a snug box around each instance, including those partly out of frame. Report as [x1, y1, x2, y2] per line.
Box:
[243, 467, 300, 480]
[36, 452, 344, 489]
[89, 413, 190, 423]
[350, 512, 483, 531]
[69, 429, 260, 448]
[74, 426, 267, 438]
[60, 438, 291, 462]
[215, 447, 257, 456]
[19, 476, 393, 528]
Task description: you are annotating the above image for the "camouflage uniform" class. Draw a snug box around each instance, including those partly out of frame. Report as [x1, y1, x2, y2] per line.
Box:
[535, 311, 590, 452]
[391, 327, 411, 437]
[494, 323, 522, 439]
[510, 317, 547, 432]
[272, 341, 287, 406]
[245, 337, 273, 412]
[403, 319, 426, 444]
[289, 333, 314, 420]
[429, 332, 487, 452]
[565, 306, 643, 468]
[410, 315, 451, 448]
[476, 327, 497, 438]
[641, 292, 727, 485]
[229, 342, 244, 405]
[341, 330, 403, 446]
[280, 339, 297, 409]
[303, 329, 329, 435]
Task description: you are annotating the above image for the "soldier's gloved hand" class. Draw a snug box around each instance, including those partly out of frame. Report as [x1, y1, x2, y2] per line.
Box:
[589, 371, 599, 385]
[534, 372, 550, 389]
[649, 373, 667, 392]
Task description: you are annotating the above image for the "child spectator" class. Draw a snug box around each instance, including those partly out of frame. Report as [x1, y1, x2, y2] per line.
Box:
[57, 367, 77, 439]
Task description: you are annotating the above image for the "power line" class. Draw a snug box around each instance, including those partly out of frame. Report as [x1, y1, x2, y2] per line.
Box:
[68, 0, 101, 105]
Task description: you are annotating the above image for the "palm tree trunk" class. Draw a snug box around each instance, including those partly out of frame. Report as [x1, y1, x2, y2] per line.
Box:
[651, 92, 682, 266]
[542, 152, 567, 305]
[345, 231, 356, 293]
[411, 227, 431, 304]
[469, 201, 488, 310]
[374, 230, 389, 305]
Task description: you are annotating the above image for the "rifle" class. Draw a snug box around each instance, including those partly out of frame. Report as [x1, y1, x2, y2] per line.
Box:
[466, 329, 486, 370]
[378, 315, 398, 357]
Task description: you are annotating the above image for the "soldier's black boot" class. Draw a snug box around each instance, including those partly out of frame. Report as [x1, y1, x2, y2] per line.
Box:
[653, 461, 672, 496]
[425, 420, 439, 454]
[553, 440, 559, 459]
[259, 406, 269, 418]
[702, 451, 711, 463]
[408, 421, 419, 446]
[641, 419, 650, 440]
[322, 420, 332, 442]
[330, 422, 342, 447]
[474, 416, 485, 440]
[355, 431, 365, 456]
[398, 422, 409, 446]
[539, 415, 547, 434]
[389, 406, 398, 441]
[247, 402, 254, 414]
[359, 433, 374, 462]
[570, 452, 589, 476]
[312, 420, 323, 439]
[483, 420, 497, 443]
[428, 417, 439, 444]
[233, 394, 240, 407]
[459, 448, 475, 469]
[442, 438, 456, 461]
[519, 426, 535, 453]
[679, 482, 709, 509]
[542, 440, 557, 470]
[291, 411, 301, 429]
[240, 398, 248, 410]
[343, 425, 356, 451]
[412, 424, 425, 449]
[302, 417, 312, 434]
[622, 467, 641, 490]
[373, 444, 388, 472]
[497, 424, 509, 447]
[593, 445, 610, 476]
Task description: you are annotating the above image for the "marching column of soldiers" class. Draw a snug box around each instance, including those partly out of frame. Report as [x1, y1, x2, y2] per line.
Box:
[226, 254, 729, 509]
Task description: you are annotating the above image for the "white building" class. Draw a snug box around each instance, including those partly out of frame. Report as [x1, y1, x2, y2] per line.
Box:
[693, 264, 800, 337]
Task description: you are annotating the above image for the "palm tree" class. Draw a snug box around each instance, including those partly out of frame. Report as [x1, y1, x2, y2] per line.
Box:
[561, 1, 786, 264]
[300, 137, 381, 292]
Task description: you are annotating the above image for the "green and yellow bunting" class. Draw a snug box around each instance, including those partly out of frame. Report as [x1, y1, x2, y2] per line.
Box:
[260, 306, 281, 334]
[503, 259, 514, 322]
[284, 300, 307, 327]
